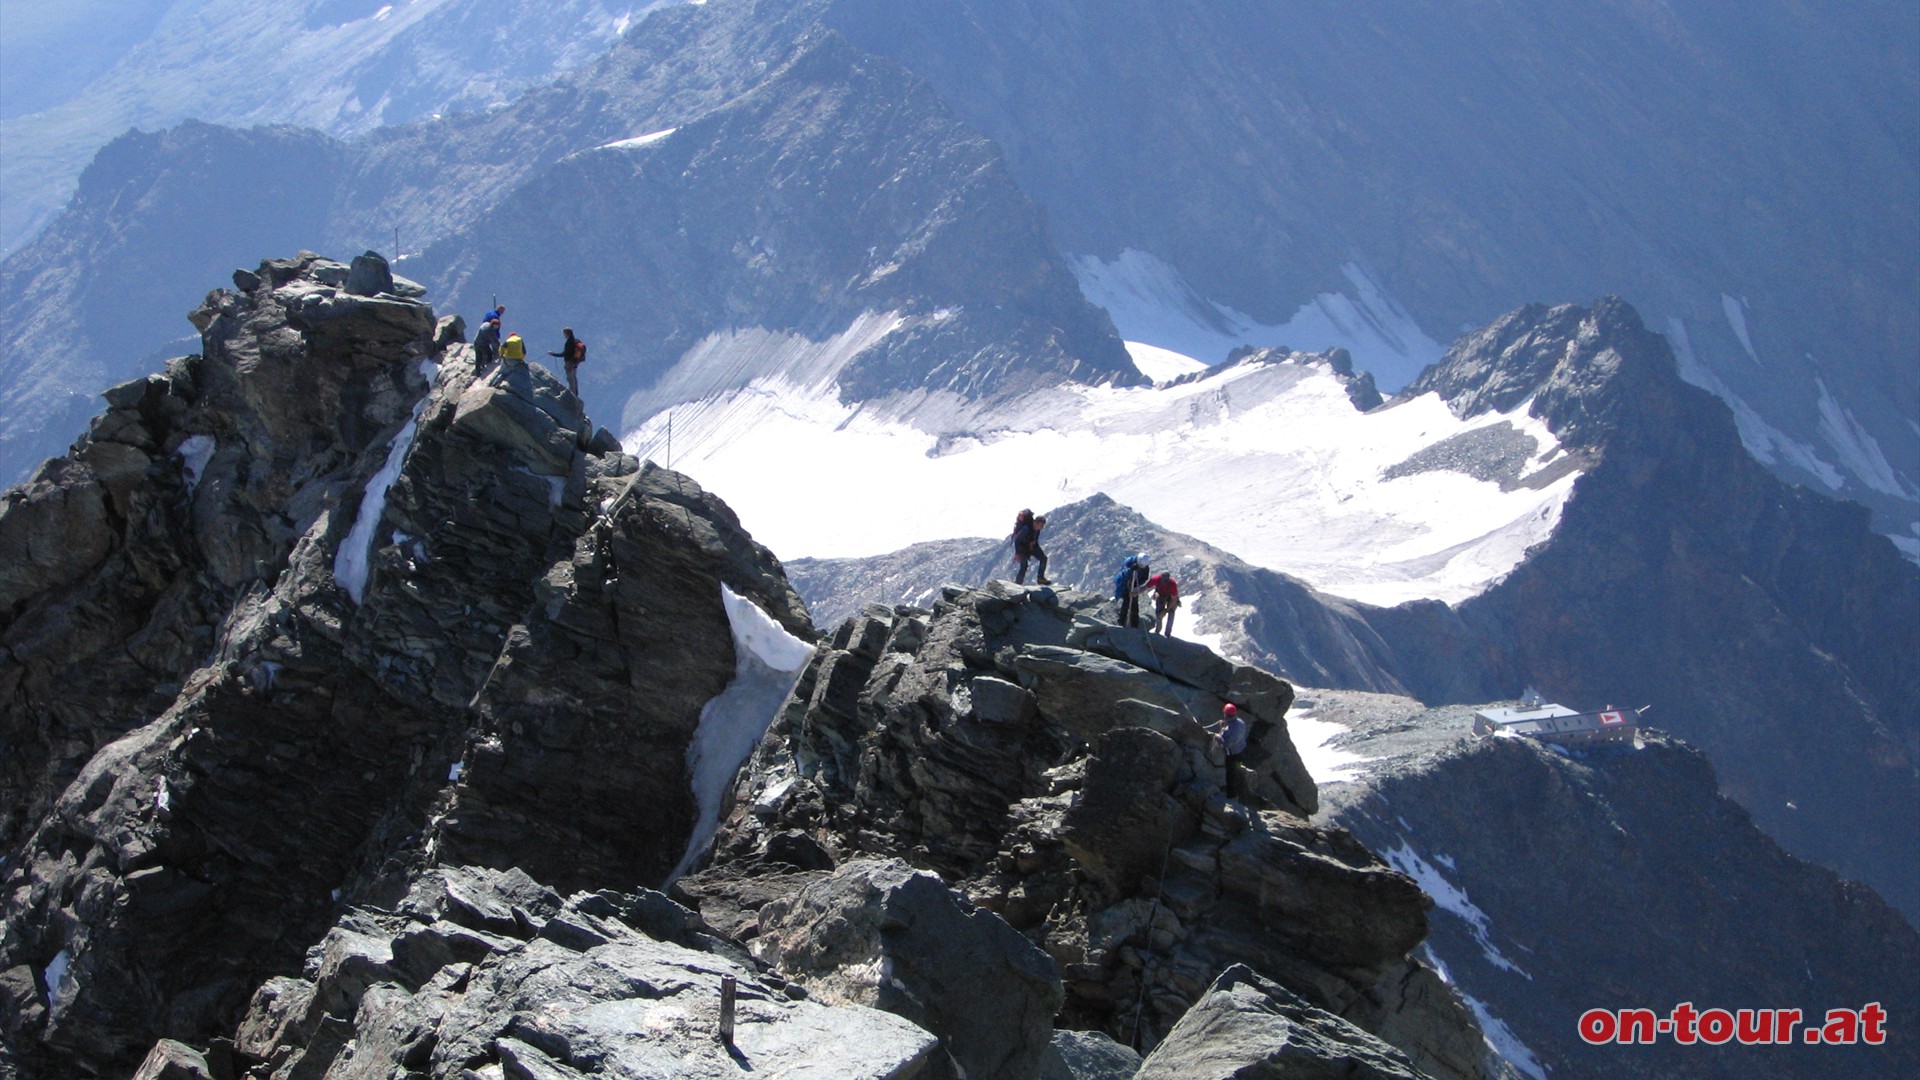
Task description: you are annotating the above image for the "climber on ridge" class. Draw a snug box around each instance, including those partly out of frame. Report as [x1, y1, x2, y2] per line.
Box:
[1113, 553, 1150, 628]
[500, 329, 527, 367]
[1207, 702, 1249, 798]
[473, 316, 501, 371]
[1011, 509, 1050, 585]
[1147, 568, 1180, 636]
[549, 327, 588, 397]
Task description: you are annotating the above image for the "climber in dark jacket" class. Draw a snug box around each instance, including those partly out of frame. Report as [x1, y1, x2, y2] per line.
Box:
[1113, 554, 1151, 628]
[473, 317, 501, 371]
[548, 327, 586, 397]
[1012, 510, 1050, 585]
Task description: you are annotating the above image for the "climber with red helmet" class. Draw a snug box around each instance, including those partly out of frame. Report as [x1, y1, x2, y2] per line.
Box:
[1209, 703, 1249, 799]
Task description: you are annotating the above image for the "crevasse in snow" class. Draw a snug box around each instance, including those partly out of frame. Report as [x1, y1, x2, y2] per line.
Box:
[668, 584, 814, 884]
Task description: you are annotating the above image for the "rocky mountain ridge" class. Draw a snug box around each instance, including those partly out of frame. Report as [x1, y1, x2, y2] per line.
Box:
[788, 296, 1920, 923]
[1307, 688, 1920, 1079]
[0, 252, 808, 1075]
[1, 255, 1505, 1078]
[685, 580, 1503, 1078]
[817, 0, 1920, 533]
[0, 0, 660, 255]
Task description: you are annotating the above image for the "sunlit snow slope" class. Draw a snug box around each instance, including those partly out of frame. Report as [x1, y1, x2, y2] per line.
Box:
[625, 338, 1576, 607]
[1073, 248, 1448, 391]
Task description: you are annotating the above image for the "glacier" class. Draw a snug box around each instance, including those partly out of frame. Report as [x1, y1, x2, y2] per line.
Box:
[626, 343, 1577, 606]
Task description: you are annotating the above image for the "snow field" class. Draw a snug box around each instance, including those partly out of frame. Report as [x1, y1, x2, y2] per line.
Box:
[1072, 249, 1447, 390]
[1284, 709, 1374, 785]
[627, 347, 1577, 606]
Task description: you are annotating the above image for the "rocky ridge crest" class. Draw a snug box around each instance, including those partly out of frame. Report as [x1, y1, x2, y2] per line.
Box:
[689, 582, 1498, 1077]
[0, 251, 807, 1074]
[0, 253, 1506, 1078]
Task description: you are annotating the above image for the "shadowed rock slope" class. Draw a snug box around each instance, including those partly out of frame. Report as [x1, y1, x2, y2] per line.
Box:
[1306, 689, 1920, 1080]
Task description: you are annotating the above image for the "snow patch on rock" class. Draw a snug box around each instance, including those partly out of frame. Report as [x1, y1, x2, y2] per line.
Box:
[1668, 317, 1845, 489]
[174, 434, 215, 492]
[1814, 376, 1914, 499]
[1287, 709, 1373, 785]
[1382, 840, 1527, 977]
[42, 948, 70, 1006]
[334, 361, 437, 604]
[669, 584, 814, 884]
[598, 127, 678, 152]
[1721, 293, 1761, 364]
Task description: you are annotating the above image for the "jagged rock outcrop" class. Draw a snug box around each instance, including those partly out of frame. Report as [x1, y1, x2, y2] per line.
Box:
[2, 250, 436, 859]
[684, 582, 1495, 1076]
[0, 253, 810, 1076]
[219, 866, 938, 1079]
[1134, 965, 1429, 1080]
[750, 858, 1063, 1080]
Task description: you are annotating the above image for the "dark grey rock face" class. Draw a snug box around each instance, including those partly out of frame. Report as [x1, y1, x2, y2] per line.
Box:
[0, 123, 348, 492]
[684, 583, 1493, 1076]
[1310, 692, 1920, 1080]
[1134, 965, 1429, 1080]
[750, 858, 1063, 1080]
[223, 866, 939, 1079]
[1038, 1028, 1140, 1080]
[1405, 299, 1920, 920]
[0, 255, 809, 1076]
